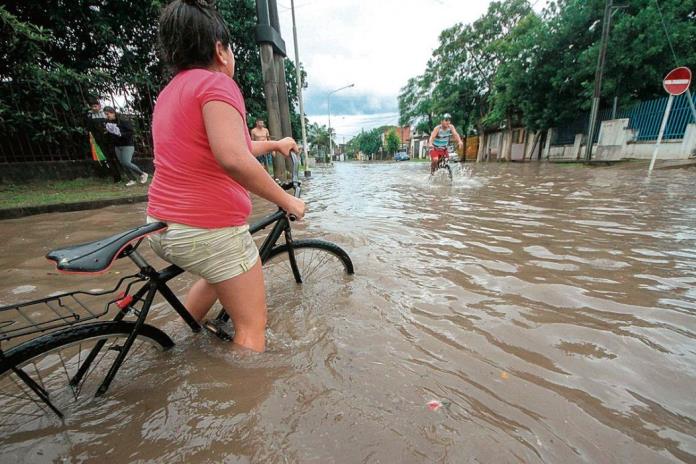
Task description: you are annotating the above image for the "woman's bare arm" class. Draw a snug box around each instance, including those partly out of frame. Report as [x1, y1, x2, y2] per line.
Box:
[203, 101, 305, 218]
[251, 140, 283, 156]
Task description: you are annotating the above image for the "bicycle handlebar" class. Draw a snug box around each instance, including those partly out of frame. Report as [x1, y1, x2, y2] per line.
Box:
[282, 150, 302, 221]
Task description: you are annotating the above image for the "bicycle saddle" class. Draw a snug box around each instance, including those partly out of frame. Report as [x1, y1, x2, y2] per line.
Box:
[46, 222, 167, 273]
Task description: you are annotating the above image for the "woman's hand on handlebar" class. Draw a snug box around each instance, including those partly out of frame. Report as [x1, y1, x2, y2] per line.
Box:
[276, 137, 299, 157]
[282, 195, 306, 220]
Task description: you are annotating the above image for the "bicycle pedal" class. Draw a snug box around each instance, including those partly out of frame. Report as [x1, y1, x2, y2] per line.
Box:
[203, 319, 234, 342]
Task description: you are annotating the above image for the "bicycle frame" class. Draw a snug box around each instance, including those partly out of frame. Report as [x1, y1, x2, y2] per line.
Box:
[3, 153, 306, 412]
[77, 202, 302, 397]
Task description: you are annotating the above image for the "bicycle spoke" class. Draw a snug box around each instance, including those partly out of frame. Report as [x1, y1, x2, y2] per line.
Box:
[57, 350, 78, 401]
[74, 338, 119, 398]
[31, 361, 47, 393]
[303, 252, 332, 281]
[8, 372, 49, 417]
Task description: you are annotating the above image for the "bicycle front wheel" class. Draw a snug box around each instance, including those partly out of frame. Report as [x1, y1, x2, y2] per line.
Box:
[0, 321, 173, 436]
[264, 239, 354, 284]
[445, 163, 453, 181]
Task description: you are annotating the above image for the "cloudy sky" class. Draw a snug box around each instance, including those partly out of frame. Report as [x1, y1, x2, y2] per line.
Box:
[276, 0, 547, 141]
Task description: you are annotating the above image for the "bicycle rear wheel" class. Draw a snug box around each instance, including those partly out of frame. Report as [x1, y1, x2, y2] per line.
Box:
[0, 321, 173, 435]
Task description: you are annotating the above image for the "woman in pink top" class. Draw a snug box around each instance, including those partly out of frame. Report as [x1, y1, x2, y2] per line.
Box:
[148, 0, 305, 352]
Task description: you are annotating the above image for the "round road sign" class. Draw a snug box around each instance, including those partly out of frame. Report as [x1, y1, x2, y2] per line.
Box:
[663, 67, 692, 96]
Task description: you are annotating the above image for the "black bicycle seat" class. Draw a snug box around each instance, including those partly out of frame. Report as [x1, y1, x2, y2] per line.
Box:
[46, 222, 167, 273]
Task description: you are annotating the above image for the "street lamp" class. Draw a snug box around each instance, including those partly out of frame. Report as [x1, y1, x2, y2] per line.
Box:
[328, 83, 354, 161]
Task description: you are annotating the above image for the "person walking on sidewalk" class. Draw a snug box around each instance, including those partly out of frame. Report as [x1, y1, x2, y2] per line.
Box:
[85, 98, 122, 183]
[250, 119, 272, 173]
[104, 106, 149, 186]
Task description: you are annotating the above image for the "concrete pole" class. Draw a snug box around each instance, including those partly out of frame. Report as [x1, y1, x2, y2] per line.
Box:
[328, 95, 333, 163]
[290, 0, 310, 174]
[274, 54, 294, 175]
[584, 0, 613, 162]
[259, 43, 286, 179]
[686, 89, 696, 123]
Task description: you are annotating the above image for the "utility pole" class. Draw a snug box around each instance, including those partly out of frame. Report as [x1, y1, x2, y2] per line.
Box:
[290, 0, 310, 175]
[584, 0, 613, 162]
[256, 0, 290, 179]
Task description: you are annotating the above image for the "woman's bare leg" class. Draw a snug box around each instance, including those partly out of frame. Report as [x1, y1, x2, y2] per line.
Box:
[185, 278, 218, 321]
[213, 260, 267, 352]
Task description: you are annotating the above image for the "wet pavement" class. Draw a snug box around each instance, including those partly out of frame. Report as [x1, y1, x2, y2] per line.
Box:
[1, 161, 695, 463]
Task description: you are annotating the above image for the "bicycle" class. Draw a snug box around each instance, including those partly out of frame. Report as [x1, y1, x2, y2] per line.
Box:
[429, 146, 453, 182]
[0, 152, 354, 433]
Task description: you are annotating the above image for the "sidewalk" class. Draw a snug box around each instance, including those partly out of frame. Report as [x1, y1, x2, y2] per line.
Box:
[0, 178, 148, 220]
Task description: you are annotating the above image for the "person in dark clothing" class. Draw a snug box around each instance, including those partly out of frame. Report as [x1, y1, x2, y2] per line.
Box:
[104, 106, 148, 186]
[85, 98, 123, 183]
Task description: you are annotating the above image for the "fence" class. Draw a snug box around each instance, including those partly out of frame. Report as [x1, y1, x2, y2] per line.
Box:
[0, 80, 155, 164]
[551, 93, 696, 146]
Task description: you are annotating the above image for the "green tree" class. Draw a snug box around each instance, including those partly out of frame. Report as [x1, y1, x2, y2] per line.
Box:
[0, 0, 307, 162]
[399, 0, 696, 160]
[385, 129, 400, 155]
[355, 129, 382, 158]
[307, 122, 334, 160]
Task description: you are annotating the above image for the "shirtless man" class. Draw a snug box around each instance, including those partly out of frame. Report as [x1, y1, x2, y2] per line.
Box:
[250, 119, 272, 172]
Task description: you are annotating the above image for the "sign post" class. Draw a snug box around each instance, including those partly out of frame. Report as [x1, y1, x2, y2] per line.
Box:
[649, 67, 692, 173]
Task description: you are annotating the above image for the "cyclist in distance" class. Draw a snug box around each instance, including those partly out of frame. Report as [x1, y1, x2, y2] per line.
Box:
[428, 114, 463, 174]
[148, 0, 305, 352]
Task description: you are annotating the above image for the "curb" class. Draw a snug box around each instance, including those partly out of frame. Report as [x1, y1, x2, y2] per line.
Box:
[0, 195, 149, 220]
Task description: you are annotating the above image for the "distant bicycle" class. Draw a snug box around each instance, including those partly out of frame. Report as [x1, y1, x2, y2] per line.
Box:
[429, 146, 453, 182]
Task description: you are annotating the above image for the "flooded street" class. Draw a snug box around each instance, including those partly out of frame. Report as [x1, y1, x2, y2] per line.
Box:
[1, 161, 696, 463]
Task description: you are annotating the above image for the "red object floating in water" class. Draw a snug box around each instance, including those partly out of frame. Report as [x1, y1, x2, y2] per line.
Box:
[427, 400, 443, 411]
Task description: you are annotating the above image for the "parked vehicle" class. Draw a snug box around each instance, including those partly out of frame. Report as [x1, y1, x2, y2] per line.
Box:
[394, 152, 410, 161]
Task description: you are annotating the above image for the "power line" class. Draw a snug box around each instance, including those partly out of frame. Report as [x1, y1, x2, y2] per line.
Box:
[654, 0, 679, 66]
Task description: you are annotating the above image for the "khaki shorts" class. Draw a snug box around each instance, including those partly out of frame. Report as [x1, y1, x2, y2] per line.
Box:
[147, 216, 259, 284]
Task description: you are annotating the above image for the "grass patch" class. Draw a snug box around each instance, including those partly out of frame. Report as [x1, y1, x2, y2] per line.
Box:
[1, 178, 148, 210]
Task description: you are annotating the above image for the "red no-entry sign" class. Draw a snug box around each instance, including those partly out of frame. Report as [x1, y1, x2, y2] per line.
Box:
[663, 67, 692, 96]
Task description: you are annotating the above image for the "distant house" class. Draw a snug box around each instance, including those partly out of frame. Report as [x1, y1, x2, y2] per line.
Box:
[409, 129, 430, 159]
[381, 125, 412, 151]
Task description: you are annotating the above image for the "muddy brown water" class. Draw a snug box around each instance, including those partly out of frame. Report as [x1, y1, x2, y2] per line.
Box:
[0, 162, 695, 463]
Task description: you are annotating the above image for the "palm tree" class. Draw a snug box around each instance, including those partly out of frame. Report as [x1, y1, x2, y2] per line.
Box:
[307, 122, 335, 162]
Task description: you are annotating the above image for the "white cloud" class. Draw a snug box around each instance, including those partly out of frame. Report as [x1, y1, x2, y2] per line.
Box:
[275, 0, 549, 134]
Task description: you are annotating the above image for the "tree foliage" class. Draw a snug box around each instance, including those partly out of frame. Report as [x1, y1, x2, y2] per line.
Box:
[307, 122, 334, 155]
[0, 0, 306, 160]
[348, 129, 382, 157]
[399, 0, 696, 136]
[385, 129, 400, 155]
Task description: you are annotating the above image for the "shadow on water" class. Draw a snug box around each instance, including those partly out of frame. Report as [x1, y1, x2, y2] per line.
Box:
[1, 161, 695, 462]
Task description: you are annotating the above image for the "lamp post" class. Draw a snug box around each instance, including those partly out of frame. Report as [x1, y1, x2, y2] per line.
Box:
[290, 0, 310, 175]
[328, 83, 354, 162]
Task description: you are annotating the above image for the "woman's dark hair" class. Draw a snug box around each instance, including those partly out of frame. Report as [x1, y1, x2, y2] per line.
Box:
[159, 0, 232, 72]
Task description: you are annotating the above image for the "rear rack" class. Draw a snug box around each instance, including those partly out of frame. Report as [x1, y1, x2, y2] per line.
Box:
[0, 274, 145, 342]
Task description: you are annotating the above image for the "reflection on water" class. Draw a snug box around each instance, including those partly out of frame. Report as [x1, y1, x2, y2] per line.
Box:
[1, 161, 695, 463]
